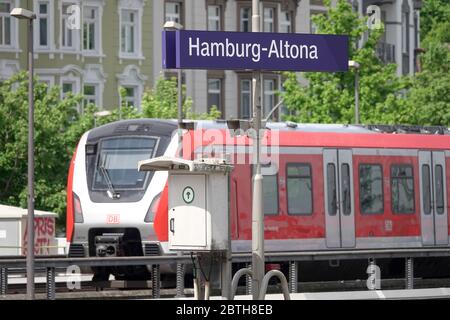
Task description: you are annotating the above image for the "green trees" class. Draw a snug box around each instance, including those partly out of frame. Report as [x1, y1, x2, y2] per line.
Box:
[142, 76, 221, 120]
[282, 0, 449, 127]
[282, 0, 409, 125]
[404, 1, 450, 126]
[0, 72, 81, 232]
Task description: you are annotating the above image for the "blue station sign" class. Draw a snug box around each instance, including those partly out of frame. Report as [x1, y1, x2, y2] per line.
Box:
[163, 30, 349, 72]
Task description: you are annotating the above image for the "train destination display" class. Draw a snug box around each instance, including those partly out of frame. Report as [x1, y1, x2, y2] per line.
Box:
[163, 30, 349, 72]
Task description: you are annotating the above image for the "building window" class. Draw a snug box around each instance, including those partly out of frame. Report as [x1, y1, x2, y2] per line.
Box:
[83, 6, 99, 52]
[121, 10, 138, 54]
[402, 12, 408, 54]
[165, 2, 181, 24]
[240, 78, 252, 119]
[117, 65, 147, 110]
[239, 7, 251, 32]
[279, 10, 293, 33]
[207, 78, 222, 114]
[263, 7, 275, 32]
[122, 86, 138, 108]
[0, 1, 12, 46]
[287, 164, 313, 215]
[37, 1, 50, 47]
[37, 75, 54, 92]
[391, 164, 415, 214]
[207, 5, 221, 31]
[83, 84, 98, 106]
[61, 3, 75, 49]
[310, 12, 323, 34]
[263, 78, 277, 119]
[359, 164, 384, 215]
[62, 82, 74, 98]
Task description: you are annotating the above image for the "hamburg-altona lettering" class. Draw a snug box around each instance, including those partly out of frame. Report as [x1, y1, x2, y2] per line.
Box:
[189, 37, 319, 62]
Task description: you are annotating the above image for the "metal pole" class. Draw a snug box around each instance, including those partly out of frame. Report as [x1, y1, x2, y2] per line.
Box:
[354, 69, 360, 124]
[27, 18, 35, 300]
[178, 69, 183, 145]
[251, 0, 264, 300]
[221, 174, 233, 300]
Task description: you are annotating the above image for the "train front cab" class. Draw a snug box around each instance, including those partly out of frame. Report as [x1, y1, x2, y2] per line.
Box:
[67, 120, 178, 280]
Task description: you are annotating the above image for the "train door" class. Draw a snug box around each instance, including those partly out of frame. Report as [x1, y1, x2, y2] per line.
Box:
[323, 149, 356, 248]
[419, 151, 448, 246]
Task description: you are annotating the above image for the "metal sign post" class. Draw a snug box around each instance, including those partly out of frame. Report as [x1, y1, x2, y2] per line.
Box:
[161, 3, 349, 299]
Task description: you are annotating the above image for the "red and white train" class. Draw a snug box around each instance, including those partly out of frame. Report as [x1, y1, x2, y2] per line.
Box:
[66, 119, 450, 280]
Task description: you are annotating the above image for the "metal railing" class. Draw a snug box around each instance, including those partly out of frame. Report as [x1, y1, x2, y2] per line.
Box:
[2, 247, 450, 299]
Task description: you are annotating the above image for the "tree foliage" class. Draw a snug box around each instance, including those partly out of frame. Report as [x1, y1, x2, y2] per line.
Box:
[404, 2, 450, 126]
[282, 0, 409, 125]
[420, 0, 450, 39]
[0, 72, 81, 233]
[282, 0, 449, 127]
[142, 76, 221, 120]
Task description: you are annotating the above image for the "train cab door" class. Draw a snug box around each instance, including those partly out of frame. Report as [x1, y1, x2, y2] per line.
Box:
[323, 149, 356, 248]
[419, 151, 448, 246]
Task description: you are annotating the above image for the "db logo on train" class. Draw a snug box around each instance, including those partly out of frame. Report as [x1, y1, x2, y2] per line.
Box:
[106, 214, 120, 224]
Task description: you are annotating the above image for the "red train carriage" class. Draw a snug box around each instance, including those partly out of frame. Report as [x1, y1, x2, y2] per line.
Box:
[67, 120, 450, 280]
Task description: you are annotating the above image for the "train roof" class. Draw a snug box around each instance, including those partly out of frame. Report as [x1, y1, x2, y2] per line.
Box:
[85, 119, 450, 150]
[89, 118, 450, 135]
[190, 120, 450, 135]
[87, 119, 178, 141]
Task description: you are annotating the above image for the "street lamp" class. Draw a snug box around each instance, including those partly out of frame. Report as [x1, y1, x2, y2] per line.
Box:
[348, 60, 360, 124]
[11, 7, 36, 300]
[163, 20, 184, 145]
[163, 20, 185, 298]
[250, 0, 265, 300]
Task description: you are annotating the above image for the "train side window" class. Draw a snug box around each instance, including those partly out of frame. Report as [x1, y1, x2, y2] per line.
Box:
[435, 165, 444, 215]
[341, 163, 351, 216]
[391, 164, 415, 214]
[421, 165, 431, 215]
[327, 163, 337, 216]
[286, 163, 313, 215]
[359, 164, 384, 214]
[252, 165, 279, 215]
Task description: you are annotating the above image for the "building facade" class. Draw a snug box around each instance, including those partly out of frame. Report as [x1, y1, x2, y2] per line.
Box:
[0, 0, 152, 111]
[0, 0, 421, 116]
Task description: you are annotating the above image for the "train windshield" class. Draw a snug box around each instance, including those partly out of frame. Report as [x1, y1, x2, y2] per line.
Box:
[92, 137, 158, 190]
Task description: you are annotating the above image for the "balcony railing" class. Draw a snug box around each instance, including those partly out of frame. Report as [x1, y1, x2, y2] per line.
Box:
[376, 42, 396, 64]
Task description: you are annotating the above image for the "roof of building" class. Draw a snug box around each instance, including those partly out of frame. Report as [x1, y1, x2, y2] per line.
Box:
[0, 204, 57, 219]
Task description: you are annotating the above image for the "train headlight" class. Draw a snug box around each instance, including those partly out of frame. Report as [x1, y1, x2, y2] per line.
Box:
[144, 192, 161, 223]
[73, 192, 84, 223]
